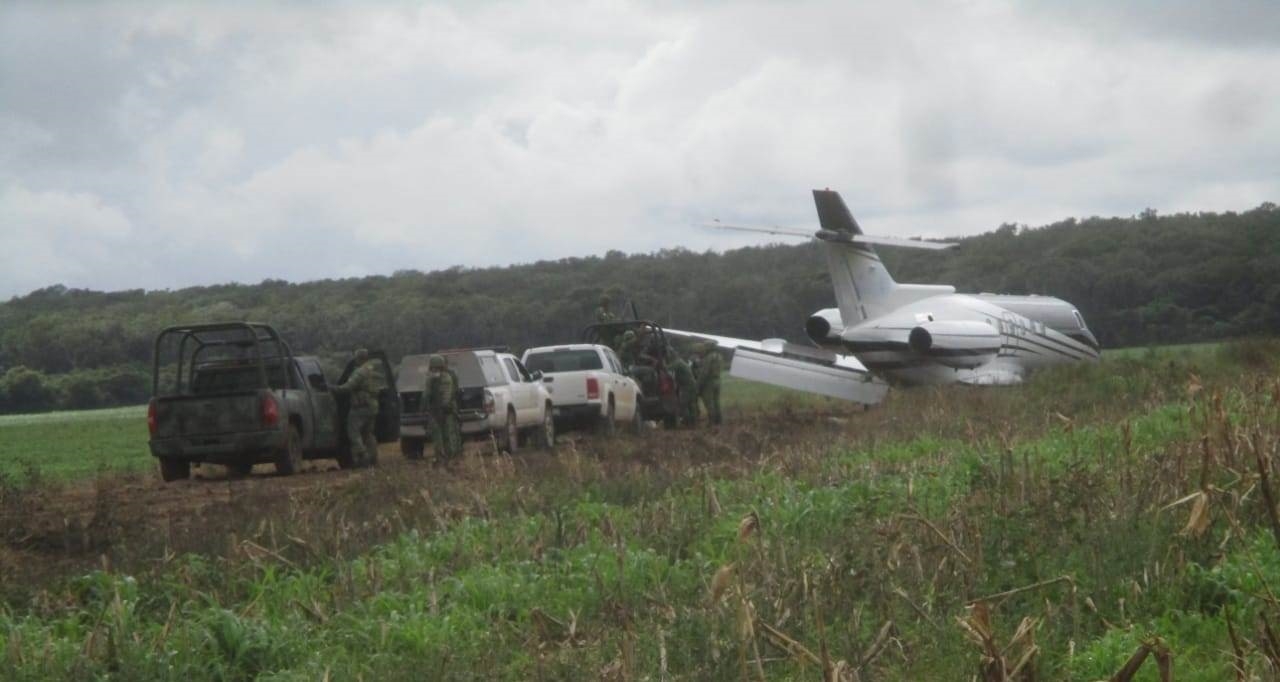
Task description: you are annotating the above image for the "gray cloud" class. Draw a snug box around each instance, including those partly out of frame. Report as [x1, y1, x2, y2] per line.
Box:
[1, 0, 1278, 299]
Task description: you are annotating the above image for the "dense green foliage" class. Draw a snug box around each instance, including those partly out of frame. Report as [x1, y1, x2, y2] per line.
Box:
[1, 203, 1276, 413]
[3, 341, 1279, 679]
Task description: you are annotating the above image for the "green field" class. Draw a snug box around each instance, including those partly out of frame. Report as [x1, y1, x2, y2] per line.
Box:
[0, 379, 828, 483]
[3, 339, 1279, 679]
[0, 405, 149, 481]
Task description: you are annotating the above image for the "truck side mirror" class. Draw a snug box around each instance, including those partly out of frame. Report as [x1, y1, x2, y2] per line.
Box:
[529, 370, 543, 382]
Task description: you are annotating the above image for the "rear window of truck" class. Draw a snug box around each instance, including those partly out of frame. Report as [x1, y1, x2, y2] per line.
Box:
[524, 350, 603, 373]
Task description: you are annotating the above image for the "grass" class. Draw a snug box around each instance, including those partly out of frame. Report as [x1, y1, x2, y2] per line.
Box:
[0, 405, 149, 481]
[3, 338, 1279, 680]
[0, 380, 822, 483]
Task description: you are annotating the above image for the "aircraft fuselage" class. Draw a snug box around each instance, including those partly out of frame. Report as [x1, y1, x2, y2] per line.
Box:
[811, 294, 1100, 387]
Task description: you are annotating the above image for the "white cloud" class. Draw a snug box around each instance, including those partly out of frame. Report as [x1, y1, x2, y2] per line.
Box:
[0, 0, 1278, 298]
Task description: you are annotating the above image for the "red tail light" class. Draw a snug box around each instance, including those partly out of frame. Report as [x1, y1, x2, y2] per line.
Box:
[484, 390, 496, 414]
[586, 377, 600, 400]
[147, 400, 157, 436]
[261, 394, 280, 427]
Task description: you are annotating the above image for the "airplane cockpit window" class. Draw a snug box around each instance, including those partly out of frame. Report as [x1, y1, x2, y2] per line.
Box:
[1072, 310, 1085, 329]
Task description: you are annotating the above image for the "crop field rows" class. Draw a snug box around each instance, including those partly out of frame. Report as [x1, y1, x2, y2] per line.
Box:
[1, 341, 1279, 680]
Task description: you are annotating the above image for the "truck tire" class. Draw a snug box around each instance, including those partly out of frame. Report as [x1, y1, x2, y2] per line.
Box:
[500, 410, 518, 454]
[631, 406, 645, 436]
[159, 458, 190, 483]
[534, 408, 556, 450]
[662, 413, 678, 430]
[596, 399, 616, 437]
[274, 425, 304, 476]
[400, 437, 425, 460]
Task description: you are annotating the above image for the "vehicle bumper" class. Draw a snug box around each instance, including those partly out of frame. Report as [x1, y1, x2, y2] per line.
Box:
[149, 428, 285, 463]
[551, 403, 603, 421]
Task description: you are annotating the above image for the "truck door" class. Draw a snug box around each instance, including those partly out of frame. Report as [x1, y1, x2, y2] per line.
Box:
[298, 358, 338, 450]
[371, 352, 400, 443]
[336, 351, 401, 444]
[501, 356, 534, 423]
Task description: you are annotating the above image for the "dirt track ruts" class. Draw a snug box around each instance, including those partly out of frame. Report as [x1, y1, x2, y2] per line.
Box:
[1, 407, 854, 590]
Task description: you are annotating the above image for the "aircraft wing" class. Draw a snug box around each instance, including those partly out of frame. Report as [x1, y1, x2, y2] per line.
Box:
[665, 328, 889, 405]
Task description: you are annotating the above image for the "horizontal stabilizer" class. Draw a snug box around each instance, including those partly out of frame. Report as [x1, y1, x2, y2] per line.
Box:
[700, 221, 815, 238]
[701, 221, 956, 250]
[730, 346, 889, 405]
[818, 232, 956, 251]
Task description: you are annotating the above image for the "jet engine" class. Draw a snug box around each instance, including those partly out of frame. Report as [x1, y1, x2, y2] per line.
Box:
[804, 308, 844, 348]
[905, 320, 1000, 369]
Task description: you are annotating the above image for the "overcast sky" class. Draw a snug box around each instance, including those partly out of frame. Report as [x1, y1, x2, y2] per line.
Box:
[2, 1, 1278, 299]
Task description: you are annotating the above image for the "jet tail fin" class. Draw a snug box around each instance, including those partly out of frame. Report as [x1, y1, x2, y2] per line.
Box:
[814, 189, 954, 325]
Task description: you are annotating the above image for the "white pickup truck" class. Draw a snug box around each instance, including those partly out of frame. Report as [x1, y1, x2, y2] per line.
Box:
[397, 349, 555, 456]
[521, 344, 641, 434]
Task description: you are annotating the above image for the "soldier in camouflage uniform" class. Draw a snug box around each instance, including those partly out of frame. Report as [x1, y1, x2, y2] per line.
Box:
[695, 343, 723, 426]
[425, 354, 463, 459]
[595, 294, 619, 349]
[332, 348, 380, 467]
[595, 294, 618, 324]
[669, 348, 699, 427]
[617, 330, 639, 368]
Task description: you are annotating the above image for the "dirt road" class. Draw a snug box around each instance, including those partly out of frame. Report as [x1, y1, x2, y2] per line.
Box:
[1, 408, 856, 590]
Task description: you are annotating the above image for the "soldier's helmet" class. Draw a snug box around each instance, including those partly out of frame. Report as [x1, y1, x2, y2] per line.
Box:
[599, 294, 611, 306]
[354, 348, 369, 364]
[622, 330, 636, 342]
[429, 354, 446, 370]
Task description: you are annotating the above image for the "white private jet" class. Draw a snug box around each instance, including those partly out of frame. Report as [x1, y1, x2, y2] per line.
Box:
[670, 189, 1101, 405]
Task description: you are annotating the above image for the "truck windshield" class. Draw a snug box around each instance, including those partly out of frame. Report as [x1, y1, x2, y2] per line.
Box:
[525, 350, 603, 373]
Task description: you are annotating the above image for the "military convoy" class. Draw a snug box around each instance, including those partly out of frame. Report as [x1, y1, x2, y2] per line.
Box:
[147, 318, 703, 482]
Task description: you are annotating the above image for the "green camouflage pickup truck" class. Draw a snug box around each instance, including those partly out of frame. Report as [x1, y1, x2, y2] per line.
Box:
[147, 323, 399, 482]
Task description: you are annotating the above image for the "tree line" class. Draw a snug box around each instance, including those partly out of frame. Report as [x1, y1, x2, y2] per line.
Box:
[2, 202, 1277, 413]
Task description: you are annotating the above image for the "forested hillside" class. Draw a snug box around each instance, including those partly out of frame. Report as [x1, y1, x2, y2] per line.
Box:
[1, 203, 1277, 413]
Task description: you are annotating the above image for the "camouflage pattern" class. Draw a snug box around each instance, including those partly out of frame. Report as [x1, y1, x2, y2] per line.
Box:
[335, 361, 380, 412]
[671, 354, 699, 427]
[333, 353, 382, 463]
[618, 331, 639, 368]
[696, 345, 723, 426]
[425, 358, 463, 458]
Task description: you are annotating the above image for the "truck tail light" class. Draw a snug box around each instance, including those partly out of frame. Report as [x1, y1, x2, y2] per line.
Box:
[147, 399, 158, 436]
[261, 394, 280, 427]
[484, 389, 496, 414]
[586, 377, 600, 400]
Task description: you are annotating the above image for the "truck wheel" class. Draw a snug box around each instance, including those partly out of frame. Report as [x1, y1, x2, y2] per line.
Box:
[501, 410, 519, 454]
[663, 413, 678, 430]
[596, 400, 616, 437]
[274, 425, 304, 476]
[159, 458, 190, 483]
[400, 437, 425, 460]
[535, 409, 556, 450]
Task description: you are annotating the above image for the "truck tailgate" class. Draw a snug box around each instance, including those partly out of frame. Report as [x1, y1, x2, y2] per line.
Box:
[540, 371, 593, 403]
[153, 391, 265, 439]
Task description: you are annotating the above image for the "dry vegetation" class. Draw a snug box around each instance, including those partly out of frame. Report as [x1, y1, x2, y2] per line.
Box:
[2, 340, 1279, 680]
